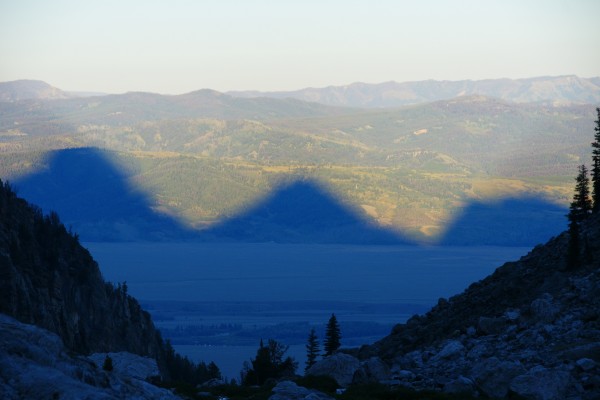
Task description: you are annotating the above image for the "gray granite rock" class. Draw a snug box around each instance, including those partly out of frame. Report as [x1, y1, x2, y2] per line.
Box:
[353, 357, 390, 384]
[509, 366, 570, 400]
[530, 295, 559, 323]
[478, 316, 508, 335]
[89, 352, 161, 381]
[576, 358, 596, 371]
[434, 340, 465, 360]
[307, 353, 360, 387]
[470, 357, 525, 398]
[269, 381, 333, 400]
[443, 375, 475, 395]
[0, 314, 179, 400]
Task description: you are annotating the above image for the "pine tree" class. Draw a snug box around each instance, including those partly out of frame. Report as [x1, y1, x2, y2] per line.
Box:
[567, 164, 592, 268]
[571, 164, 592, 222]
[249, 339, 272, 385]
[592, 107, 600, 211]
[243, 339, 297, 386]
[305, 328, 319, 372]
[323, 314, 341, 357]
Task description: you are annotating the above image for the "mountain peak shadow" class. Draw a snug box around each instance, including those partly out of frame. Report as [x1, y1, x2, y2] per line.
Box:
[438, 196, 568, 246]
[10, 148, 569, 246]
[12, 147, 195, 241]
[200, 180, 409, 244]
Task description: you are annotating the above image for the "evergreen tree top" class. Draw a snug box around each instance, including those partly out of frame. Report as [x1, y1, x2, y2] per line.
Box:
[591, 108, 600, 211]
[324, 313, 341, 357]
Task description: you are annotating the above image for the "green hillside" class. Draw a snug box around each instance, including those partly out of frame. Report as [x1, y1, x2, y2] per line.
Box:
[0, 90, 595, 242]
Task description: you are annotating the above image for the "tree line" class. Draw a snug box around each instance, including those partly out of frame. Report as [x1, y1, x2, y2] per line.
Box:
[567, 107, 600, 268]
[242, 313, 342, 386]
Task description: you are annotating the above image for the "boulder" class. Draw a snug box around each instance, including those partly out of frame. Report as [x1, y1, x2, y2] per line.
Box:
[352, 357, 390, 384]
[576, 358, 597, 371]
[443, 375, 476, 395]
[433, 340, 465, 361]
[269, 381, 333, 400]
[392, 350, 424, 369]
[478, 316, 508, 335]
[504, 309, 521, 321]
[390, 369, 416, 380]
[199, 378, 226, 388]
[530, 295, 559, 323]
[466, 342, 493, 361]
[470, 357, 525, 398]
[509, 366, 570, 400]
[89, 352, 161, 381]
[559, 342, 600, 362]
[306, 353, 360, 387]
[0, 314, 178, 400]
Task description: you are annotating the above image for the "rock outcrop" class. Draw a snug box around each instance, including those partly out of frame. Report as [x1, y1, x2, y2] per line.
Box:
[0, 313, 179, 399]
[88, 352, 162, 382]
[269, 380, 334, 400]
[306, 353, 361, 387]
[306, 353, 394, 388]
[353, 213, 600, 399]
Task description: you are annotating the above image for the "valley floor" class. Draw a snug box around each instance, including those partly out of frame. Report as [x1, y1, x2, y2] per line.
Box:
[86, 242, 529, 380]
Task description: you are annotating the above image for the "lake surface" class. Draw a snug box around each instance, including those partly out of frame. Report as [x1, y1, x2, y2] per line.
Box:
[85, 242, 530, 304]
[84, 242, 530, 379]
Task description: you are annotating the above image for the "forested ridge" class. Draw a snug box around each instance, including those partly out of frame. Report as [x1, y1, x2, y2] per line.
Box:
[0, 180, 220, 385]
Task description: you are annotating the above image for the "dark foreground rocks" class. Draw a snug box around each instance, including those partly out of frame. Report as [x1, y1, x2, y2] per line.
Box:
[339, 214, 600, 399]
[0, 314, 179, 399]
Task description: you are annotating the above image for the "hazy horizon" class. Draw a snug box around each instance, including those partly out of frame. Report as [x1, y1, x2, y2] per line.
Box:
[5, 74, 600, 97]
[1, 0, 599, 94]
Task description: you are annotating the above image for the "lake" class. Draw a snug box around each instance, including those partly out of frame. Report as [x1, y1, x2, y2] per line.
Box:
[85, 242, 530, 379]
[85, 242, 529, 303]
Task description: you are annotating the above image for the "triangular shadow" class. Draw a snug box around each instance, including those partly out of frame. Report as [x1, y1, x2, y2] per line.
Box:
[11, 148, 570, 246]
[437, 196, 568, 246]
[199, 179, 410, 244]
[12, 147, 196, 241]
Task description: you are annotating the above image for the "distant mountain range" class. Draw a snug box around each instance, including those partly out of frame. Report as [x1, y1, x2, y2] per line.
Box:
[2, 75, 600, 107]
[229, 75, 600, 107]
[0, 80, 71, 102]
[0, 80, 108, 102]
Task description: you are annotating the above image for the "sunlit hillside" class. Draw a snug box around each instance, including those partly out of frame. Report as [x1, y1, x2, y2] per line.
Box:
[0, 81, 595, 243]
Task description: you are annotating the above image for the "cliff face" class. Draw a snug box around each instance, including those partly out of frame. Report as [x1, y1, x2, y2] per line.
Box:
[355, 212, 600, 398]
[0, 180, 164, 363]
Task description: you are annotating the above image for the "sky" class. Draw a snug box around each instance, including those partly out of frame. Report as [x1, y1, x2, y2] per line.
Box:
[1, 0, 599, 94]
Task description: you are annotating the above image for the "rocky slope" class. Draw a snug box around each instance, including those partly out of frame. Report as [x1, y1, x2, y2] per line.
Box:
[344, 212, 600, 398]
[0, 180, 166, 367]
[0, 314, 179, 399]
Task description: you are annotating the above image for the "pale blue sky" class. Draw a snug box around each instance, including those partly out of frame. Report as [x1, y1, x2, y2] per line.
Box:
[1, 0, 599, 94]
